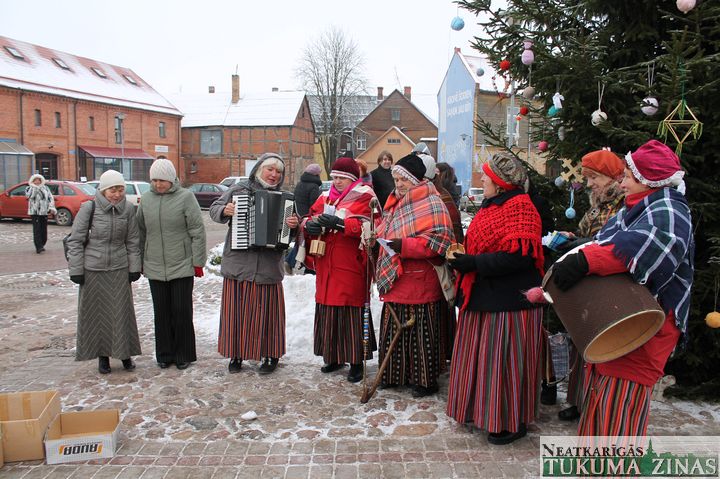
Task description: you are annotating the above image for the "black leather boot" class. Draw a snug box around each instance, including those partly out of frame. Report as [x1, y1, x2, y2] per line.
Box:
[98, 356, 111, 374]
[347, 364, 363, 383]
[258, 357, 278, 375]
[122, 358, 135, 370]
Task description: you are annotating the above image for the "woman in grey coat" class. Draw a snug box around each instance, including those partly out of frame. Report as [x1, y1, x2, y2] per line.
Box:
[210, 153, 298, 374]
[66, 169, 142, 374]
[137, 159, 206, 371]
[25, 173, 56, 253]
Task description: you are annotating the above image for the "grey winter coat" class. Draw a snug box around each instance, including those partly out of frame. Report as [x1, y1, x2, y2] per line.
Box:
[25, 174, 56, 215]
[209, 154, 287, 284]
[136, 181, 207, 281]
[67, 192, 142, 276]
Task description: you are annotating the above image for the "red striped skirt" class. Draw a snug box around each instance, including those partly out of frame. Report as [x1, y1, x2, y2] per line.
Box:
[313, 304, 377, 364]
[577, 367, 652, 437]
[446, 308, 543, 433]
[218, 279, 286, 361]
[378, 301, 443, 388]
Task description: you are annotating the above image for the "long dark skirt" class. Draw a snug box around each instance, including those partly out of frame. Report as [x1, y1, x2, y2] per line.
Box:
[313, 304, 377, 364]
[218, 278, 285, 361]
[149, 277, 197, 364]
[76, 268, 141, 361]
[378, 301, 442, 388]
[437, 299, 456, 365]
[446, 308, 543, 434]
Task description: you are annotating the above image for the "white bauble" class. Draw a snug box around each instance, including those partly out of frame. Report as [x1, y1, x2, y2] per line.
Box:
[522, 86, 535, 99]
[676, 0, 696, 14]
[558, 126, 566, 141]
[591, 109, 607, 126]
[641, 97, 659, 116]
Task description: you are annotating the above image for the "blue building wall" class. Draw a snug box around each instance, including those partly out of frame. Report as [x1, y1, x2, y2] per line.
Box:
[437, 54, 475, 194]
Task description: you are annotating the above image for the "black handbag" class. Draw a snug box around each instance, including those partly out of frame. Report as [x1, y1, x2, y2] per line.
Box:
[63, 201, 95, 261]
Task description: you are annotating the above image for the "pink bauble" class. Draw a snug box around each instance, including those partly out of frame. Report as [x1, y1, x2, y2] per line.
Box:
[521, 49, 534, 65]
[538, 141, 549, 152]
[676, 0, 696, 14]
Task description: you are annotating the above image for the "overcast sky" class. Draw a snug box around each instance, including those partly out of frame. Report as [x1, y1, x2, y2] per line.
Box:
[3, 0, 493, 122]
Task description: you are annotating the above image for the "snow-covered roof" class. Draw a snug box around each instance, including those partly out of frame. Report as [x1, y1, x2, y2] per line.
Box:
[168, 90, 306, 128]
[0, 36, 181, 117]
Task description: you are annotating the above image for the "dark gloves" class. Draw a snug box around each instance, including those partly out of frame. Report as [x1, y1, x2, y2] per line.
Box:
[70, 275, 85, 285]
[388, 238, 402, 254]
[552, 251, 589, 291]
[129, 272, 141, 283]
[317, 213, 344, 230]
[305, 220, 323, 236]
[194, 266, 204, 278]
[448, 253, 477, 274]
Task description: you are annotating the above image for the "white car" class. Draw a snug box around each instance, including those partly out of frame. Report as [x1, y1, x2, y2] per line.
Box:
[220, 176, 249, 188]
[86, 180, 150, 205]
[459, 187, 485, 211]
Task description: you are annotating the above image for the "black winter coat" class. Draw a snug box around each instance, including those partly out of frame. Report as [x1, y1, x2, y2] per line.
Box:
[293, 173, 322, 217]
[370, 166, 394, 209]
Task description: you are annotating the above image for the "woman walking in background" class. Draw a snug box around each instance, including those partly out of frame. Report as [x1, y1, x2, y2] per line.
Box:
[446, 154, 544, 445]
[66, 170, 142, 374]
[137, 159, 207, 371]
[26, 173, 56, 253]
[370, 151, 394, 209]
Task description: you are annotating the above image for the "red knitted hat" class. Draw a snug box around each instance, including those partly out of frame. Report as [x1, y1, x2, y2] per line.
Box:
[330, 157, 359, 181]
[581, 150, 624, 179]
[625, 140, 685, 189]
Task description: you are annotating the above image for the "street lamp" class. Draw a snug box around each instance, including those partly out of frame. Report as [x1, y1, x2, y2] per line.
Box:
[116, 112, 126, 178]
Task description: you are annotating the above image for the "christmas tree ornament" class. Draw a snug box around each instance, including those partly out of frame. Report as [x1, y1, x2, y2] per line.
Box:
[548, 105, 559, 117]
[560, 157, 582, 184]
[706, 278, 720, 328]
[554, 176, 565, 187]
[499, 60, 511, 71]
[521, 40, 534, 66]
[657, 99, 703, 156]
[641, 97, 659, 116]
[676, 0, 696, 14]
[476, 67, 485, 77]
[565, 189, 576, 219]
[538, 140, 549, 152]
[515, 115, 522, 121]
[552, 92, 564, 110]
[519, 106, 529, 116]
[522, 86, 535, 99]
[591, 82, 607, 126]
[451, 16, 465, 31]
[558, 126, 566, 141]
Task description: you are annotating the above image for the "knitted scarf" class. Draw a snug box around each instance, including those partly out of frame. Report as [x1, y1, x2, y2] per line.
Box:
[375, 182, 454, 295]
[578, 184, 625, 238]
[595, 188, 694, 339]
[459, 190, 544, 310]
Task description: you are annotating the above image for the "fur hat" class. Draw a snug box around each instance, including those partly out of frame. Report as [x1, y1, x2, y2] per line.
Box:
[330, 157, 360, 181]
[392, 153, 426, 185]
[304, 163, 322, 176]
[581, 149, 624, 179]
[625, 140, 685, 192]
[28, 173, 45, 185]
[149, 159, 177, 182]
[98, 169, 125, 192]
[417, 153, 437, 180]
[482, 154, 529, 192]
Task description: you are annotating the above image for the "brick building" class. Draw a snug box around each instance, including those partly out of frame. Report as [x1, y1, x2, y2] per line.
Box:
[0, 35, 182, 191]
[169, 76, 315, 188]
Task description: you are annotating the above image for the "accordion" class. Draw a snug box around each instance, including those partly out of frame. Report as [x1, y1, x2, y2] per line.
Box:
[231, 190, 295, 250]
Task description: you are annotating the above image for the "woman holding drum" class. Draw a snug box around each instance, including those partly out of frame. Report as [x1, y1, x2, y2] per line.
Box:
[446, 154, 545, 445]
[552, 139, 694, 437]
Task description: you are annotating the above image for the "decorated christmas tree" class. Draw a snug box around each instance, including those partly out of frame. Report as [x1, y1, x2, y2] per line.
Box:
[457, 0, 720, 396]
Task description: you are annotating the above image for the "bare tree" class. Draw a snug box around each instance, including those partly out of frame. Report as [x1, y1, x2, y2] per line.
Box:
[296, 26, 367, 173]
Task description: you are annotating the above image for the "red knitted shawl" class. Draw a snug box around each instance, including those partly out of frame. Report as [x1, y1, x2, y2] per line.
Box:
[459, 192, 545, 310]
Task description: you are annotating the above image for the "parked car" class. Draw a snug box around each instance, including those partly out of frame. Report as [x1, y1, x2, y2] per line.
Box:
[188, 183, 228, 208]
[0, 180, 95, 226]
[220, 176, 249, 188]
[86, 180, 150, 205]
[459, 187, 485, 212]
[321, 180, 332, 192]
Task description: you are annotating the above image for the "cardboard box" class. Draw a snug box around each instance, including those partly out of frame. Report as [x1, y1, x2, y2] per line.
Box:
[44, 409, 120, 465]
[0, 390, 60, 462]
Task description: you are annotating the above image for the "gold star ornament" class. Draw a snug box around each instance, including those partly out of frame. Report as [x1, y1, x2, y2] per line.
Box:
[657, 99, 703, 156]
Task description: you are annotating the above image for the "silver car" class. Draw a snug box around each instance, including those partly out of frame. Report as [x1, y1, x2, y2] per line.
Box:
[459, 187, 484, 211]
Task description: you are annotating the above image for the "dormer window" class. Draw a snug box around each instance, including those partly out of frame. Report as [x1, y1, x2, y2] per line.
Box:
[91, 67, 107, 78]
[4, 46, 24, 60]
[53, 58, 70, 70]
[123, 75, 137, 85]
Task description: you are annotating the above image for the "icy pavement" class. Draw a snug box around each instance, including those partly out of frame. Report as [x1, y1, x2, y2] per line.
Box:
[1, 233, 719, 477]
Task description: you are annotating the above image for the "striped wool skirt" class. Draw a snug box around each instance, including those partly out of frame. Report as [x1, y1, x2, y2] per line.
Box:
[446, 307, 543, 434]
[218, 278, 286, 361]
[76, 268, 141, 361]
[577, 367, 652, 437]
[378, 301, 443, 388]
[314, 304, 377, 364]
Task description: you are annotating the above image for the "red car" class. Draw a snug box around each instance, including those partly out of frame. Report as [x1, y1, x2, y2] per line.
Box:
[0, 180, 95, 226]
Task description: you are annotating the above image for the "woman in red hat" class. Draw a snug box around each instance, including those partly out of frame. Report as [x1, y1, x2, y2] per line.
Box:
[303, 157, 379, 383]
[552, 140, 694, 437]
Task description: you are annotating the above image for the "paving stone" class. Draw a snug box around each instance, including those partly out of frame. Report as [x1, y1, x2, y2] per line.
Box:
[139, 468, 167, 479]
[115, 466, 149, 479]
[405, 462, 431, 478]
[283, 466, 309, 479]
[332, 464, 358, 479]
[211, 467, 239, 479]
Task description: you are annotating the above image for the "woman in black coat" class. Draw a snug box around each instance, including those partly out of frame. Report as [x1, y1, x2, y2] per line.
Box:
[294, 164, 322, 217]
[370, 151, 394, 209]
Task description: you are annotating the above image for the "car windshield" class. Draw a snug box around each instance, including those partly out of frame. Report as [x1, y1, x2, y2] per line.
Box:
[76, 184, 96, 195]
[137, 183, 151, 194]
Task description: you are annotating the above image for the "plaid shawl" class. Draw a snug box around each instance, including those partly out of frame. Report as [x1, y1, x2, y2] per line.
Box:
[375, 182, 454, 294]
[596, 188, 694, 338]
[578, 187, 625, 238]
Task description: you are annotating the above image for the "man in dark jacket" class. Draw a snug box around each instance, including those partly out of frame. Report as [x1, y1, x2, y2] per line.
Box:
[370, 151, 394, 209]
[294, 164, 322, 217]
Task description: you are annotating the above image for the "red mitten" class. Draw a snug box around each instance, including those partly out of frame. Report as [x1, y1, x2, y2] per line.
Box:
[194, 266, 204, 278]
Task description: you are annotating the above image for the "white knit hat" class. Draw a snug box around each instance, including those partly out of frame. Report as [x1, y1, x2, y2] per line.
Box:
[418, 153, 437, 180]
[98, 170, 125, 192]
[149, 159, 177, 182]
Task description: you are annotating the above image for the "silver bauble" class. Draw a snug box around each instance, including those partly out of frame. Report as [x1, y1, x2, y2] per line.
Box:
[641, 97, 659, 116]
[522, 86, 535, 99]
[591, 109, 607, 126]
[558, 126, 566, 141]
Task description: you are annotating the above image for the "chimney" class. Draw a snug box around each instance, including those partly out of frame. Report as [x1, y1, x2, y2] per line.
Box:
[377, 86, 384, 101]
[231, 74, 240, 104]
[403, 86, 412, 101]
[208, 86, 215, 93]
[272, 87, 279, 92]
